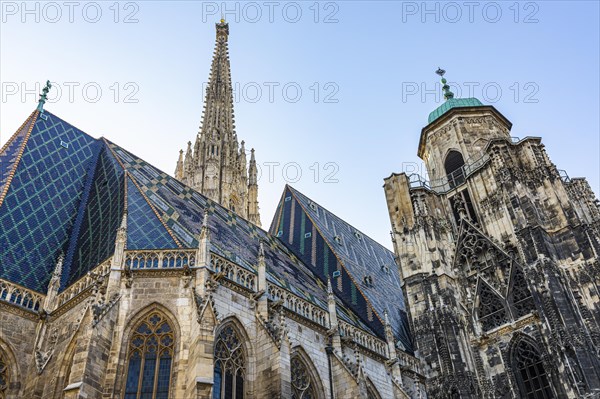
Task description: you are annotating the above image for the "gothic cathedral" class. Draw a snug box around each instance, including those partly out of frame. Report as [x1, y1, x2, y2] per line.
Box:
[383, 76, 600, 397]
[174, 20, 260, 227]
[0, 21, 598, 399]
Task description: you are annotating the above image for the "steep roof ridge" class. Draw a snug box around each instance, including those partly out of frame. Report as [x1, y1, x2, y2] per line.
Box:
[104, 145, 378, 334]
[128, 174, 182, 248]
[285, 186, 412, 351]
[60, 139, 104, 289]
[287, 185, 397, 258]
[103, 140, 183, 248]
[286, 187, 388, 328]
[0, 110, 39, 208]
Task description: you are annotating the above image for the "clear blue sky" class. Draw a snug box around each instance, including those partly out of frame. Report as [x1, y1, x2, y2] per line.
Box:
[2, 1, 599, 249]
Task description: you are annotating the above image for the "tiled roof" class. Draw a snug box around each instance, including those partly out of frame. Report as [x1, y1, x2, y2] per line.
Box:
[270, 185, 413, 353]
[106, 140, 374, 332]
[0, 111, 106, 292]
[0, 110, 377, 336]
[428, 97, 484, 124]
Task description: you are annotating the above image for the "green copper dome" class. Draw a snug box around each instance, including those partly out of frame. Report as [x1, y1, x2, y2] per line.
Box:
[428, 97, 484, 124]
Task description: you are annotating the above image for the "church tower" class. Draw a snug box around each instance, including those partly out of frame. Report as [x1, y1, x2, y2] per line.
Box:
[175, 19, 261, 226]
[384, 70, 600, 398]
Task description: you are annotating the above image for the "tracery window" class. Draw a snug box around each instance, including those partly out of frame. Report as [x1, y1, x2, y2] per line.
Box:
[451, 189, 478, 224]
[291, 354, 317, 399]
[509, 268, 535, 319]
[0, 350, 7, 399]
[512, 339, 553, 399]
[213, 325, 246, 399]
[477, 283, 509, 331]
[124, 312, 175, 399]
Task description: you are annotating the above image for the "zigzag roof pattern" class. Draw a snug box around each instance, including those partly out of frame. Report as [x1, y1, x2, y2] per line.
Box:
[0, 109, 383, 338]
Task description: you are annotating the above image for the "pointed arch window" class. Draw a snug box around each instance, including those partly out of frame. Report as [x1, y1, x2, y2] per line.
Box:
[445, 150, 465, 188]
[509, 268, 535, 319]
[0, 350, 8, 399]
[511, 338, 553, 399]
[291, 354, 317, 399]
[477, 282, 509, 331]
[213, 325, 246, 399]
[124, 312, 175, 399]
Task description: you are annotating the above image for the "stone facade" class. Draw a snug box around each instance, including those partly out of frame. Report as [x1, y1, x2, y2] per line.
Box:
[384, 102, 600, 398]
[174, 20, 261, 227]
[0, 19, 425, 394]
[3, 20, 600, 399]
[0, 231, 424, 398]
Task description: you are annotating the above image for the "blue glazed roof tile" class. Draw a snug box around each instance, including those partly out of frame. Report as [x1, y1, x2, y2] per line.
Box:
[1, 110, 389, 337]
[105, 140, 379, 334]
[271, 185, 413, 353]
[0, 111, 101, 292]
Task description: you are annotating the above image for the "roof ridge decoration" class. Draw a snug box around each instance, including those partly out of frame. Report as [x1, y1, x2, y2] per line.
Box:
[0, 110, 39, 208]
[435, 67, 454, 100]
[36, 80, 52, 112]
[1, 111, 103, 292]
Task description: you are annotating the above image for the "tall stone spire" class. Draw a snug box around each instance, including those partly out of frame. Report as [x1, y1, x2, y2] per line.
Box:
[174, 149, 184, 180]
[248, 148, 261, 227]
[176, 19, 261, 226]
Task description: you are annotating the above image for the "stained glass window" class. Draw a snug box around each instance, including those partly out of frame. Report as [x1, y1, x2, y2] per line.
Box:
[124, 312, 174, 399]
[512, 339, 553, 399]
[291, 354, 317, 399]
[213, 325, 246, 399]
[0, 350, 7, 399]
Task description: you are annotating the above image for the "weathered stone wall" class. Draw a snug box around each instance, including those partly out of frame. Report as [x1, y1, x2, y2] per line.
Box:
[0, 258, 419, 399]
[384, 106, 600, 398]
[0, 305, 37, 398]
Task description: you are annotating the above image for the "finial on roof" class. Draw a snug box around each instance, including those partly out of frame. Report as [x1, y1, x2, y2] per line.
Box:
[384, 309, 390, 326]
[120, 210, 128, 229]
[53, 252, 64, 278]
[199, 209, 210, 240]
[36, 80, 52, 112]
[327, 277, 333, 295]
[435, 67, 454, 101]
[258, 240, 265, 258]
[202, 208, 209, 227]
